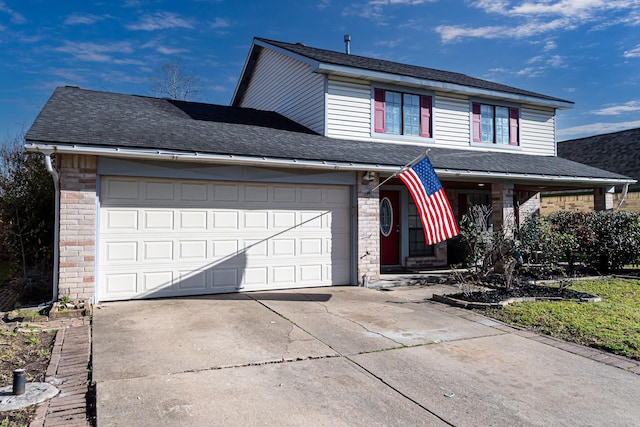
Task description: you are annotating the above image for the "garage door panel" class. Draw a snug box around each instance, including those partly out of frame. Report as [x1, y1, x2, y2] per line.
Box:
[179, 182, 208, 201]
[105, 241, 137, 262]
[244, 211, 268, 229]
[105, 178, 140, 200]
[178, 270, 208, 290]
[214, 184, 239, 201]
[145, 181, 175, 200]
[99, 177, 352, 301]
[179, 241, 208, 259]
[142, 271, 173, 292]
[143, 241, 173, 261]
[212, 211, 239, 229]
[179, 211, 208, 230]
[105, 210, 138, 231]
[143, 210, 174, 230]
[244, 184, 269, 202]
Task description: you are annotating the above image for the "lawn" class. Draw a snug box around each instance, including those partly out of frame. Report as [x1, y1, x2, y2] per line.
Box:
[482, 278, 640, 361]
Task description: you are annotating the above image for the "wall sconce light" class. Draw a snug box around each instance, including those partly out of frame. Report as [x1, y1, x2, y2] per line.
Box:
[363, 171, 376, 182]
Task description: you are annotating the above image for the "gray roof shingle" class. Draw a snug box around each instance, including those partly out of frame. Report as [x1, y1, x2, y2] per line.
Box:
[26, 87, 627, 184]
[234, 38, 573, 106]
[558, 128, 640, 189]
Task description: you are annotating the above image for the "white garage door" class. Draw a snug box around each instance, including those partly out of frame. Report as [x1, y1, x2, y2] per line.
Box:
[98, 177, 352, 301]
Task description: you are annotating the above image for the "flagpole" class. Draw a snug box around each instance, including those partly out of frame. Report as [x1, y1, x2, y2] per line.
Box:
[368, 149, 430, 193]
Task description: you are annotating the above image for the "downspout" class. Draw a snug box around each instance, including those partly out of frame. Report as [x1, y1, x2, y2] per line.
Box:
[616, 183, 630, 210]
[42, 152, 59, 302]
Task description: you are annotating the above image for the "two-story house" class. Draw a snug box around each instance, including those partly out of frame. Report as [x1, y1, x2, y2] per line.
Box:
[24, 37, 632, 303]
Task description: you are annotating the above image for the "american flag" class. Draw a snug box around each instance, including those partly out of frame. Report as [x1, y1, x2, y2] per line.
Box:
[398, 156, 460, 245]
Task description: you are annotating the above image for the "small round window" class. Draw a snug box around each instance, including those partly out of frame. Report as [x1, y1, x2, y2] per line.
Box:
[380, 197, 393, 237]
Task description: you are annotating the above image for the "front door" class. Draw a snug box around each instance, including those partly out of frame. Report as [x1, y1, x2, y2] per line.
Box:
[380, 190, 400, 265]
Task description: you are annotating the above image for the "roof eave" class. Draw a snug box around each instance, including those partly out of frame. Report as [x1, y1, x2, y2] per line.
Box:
[25, 142, 631, 187]
[315, 63, 574, 110]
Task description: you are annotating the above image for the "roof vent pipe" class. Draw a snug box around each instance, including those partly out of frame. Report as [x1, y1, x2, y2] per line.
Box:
[344, 35, 351, 55]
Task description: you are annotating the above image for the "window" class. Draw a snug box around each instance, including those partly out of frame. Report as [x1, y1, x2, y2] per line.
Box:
[408, 199, 434, 257]
[472, 102, 519, 146]
[374, 89, 432, 138]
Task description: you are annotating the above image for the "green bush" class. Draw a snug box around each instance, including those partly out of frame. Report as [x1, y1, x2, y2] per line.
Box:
[520, 211, 640, 273]
[0, 134, 54, 300]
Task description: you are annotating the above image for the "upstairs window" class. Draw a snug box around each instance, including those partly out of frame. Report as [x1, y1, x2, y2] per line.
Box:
[374, 89, 432, 138]
[472, 102, 519, 146]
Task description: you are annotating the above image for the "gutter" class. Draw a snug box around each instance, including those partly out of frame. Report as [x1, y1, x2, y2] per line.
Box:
[41, 151, 59, 302]
[25, 142, 635, 188]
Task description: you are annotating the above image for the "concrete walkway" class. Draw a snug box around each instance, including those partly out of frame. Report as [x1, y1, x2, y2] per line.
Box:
[92, 285, 640, 426]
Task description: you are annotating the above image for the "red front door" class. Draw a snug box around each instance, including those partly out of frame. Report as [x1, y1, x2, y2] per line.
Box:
[380, 190, 400, 265]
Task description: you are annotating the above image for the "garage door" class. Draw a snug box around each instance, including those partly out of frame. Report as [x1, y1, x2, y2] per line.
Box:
[98, 177, 352, 301]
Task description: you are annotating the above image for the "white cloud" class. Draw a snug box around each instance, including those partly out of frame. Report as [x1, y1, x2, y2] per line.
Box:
[544, 40, 558, 51]
[210, 17, 230, 29]
[156, 46, 188, 55]
[65, 13, 108, 25]
[344, 0, 437, 23]
[374, 38, 406, 48]
[624, 45, 640, 57]
[438, 1, 640, 43]
[592, 101, 640, 115]
[127, 12, 194, 31]
[558, 120, 640, 139]
[0, 1, 26, 24]
[54, 41, 134, 62]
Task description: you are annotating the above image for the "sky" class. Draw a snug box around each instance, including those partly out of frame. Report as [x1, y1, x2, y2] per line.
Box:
[1, 0, 639, 142]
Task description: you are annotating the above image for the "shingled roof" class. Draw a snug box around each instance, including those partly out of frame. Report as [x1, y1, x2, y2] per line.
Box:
[232, 38, 573, 107]
[558, 128, 640, 190]
[26, 87, 628, 186]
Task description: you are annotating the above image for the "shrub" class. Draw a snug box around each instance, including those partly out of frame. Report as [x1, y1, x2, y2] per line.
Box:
[522, 210, 640, 274]
[0, 133, 54, 301]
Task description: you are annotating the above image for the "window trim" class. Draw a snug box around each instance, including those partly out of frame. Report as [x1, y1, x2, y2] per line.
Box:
[372, 85, 435, 142]
[470, 100, 520, 147]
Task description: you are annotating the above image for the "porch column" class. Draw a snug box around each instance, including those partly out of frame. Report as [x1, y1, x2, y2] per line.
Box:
[594, 186, 614, 211]
[357, 171, 380, 286]
[491, 183, 516, 237]
[517, 191, 540, 226]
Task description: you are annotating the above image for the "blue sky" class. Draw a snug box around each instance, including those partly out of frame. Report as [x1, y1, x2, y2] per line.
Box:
[1, 0, 639, 141]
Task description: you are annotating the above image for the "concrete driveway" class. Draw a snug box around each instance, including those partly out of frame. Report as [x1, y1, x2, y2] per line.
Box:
[93, 285, 640, 426]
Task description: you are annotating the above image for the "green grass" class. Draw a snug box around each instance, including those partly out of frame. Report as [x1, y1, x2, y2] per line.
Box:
[483, 278, 640, 360]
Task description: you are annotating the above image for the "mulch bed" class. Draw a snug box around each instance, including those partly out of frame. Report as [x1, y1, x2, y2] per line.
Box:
[433, 284, 601, 309]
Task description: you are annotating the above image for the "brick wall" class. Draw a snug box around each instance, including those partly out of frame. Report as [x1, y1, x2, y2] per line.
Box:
[357, 171, 380, 285]
[58, 154, 97, 300]
[541, 191, 640, 214]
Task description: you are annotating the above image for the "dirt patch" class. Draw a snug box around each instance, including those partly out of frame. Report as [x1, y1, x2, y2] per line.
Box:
[0, 325, 56, 426]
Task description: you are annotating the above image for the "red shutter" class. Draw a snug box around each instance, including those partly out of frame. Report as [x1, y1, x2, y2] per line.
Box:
[420, 95, 432, 138]
[509, 107, 519, 146]
[472, 103, 482, 142]
[374, 89, 386, 133]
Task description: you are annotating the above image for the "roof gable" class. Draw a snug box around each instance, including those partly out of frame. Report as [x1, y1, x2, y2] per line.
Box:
[233, 37, 573, 108]
[558, 128, 640, 189]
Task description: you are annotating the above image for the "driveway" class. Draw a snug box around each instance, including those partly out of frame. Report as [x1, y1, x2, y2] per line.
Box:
[93, 285, 640, 426]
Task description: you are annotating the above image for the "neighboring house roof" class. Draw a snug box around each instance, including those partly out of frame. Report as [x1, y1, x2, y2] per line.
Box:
[232, 38, 574, 109]
[26, 87, 629, 187]
[558, 128, 640, 190]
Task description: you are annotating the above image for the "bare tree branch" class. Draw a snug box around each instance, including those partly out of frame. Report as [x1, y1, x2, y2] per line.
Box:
[149, 61, 201, 101]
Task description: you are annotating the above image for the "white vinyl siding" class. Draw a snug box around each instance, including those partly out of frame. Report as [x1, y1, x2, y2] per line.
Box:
[241, 49, 325, 134]
[520, 106, 556, 156]
[433, 93, 469, 148]
[326, 78, 371, 139]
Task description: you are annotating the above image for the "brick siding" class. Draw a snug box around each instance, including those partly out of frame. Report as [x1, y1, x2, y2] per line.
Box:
[541, 191, 640, 214]
[357, 171, 380, 285]
[58, 154, 97, 300]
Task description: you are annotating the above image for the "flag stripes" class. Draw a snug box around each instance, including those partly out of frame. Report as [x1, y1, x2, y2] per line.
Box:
[398, 157, 459, 245]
